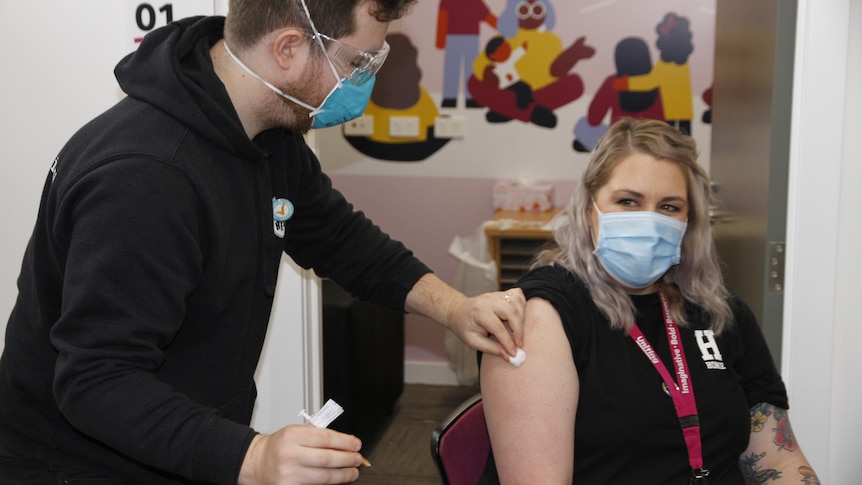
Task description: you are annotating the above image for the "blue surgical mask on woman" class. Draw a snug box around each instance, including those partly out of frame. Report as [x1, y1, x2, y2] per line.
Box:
[592, 202, 687, 289]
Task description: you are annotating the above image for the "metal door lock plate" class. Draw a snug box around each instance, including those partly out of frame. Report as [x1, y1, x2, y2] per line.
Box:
[768, 242, 785, 293]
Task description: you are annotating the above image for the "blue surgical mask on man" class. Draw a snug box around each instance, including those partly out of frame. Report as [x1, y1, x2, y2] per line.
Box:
[306, 77, 376, 129]
[592, 202, 688, 289]
[223, 42, 376, 130]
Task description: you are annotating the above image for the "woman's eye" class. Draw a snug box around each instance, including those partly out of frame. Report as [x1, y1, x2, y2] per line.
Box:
[617, 199, 637, 207]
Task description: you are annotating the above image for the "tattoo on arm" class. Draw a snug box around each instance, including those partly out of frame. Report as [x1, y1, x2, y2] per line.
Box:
[742, 403, 821, 484]
[799, 465, 821, 485]
[739, 457, 822, 485]
[749, 403, 798, 451]
[739, 451, 781, 483]
[749, 402, 773, 433]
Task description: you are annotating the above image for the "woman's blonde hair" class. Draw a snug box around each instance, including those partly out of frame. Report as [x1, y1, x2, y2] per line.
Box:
[536, 118, 732, 333]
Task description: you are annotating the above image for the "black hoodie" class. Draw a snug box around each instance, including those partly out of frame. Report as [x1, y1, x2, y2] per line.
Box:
[0, 16, 429, 484]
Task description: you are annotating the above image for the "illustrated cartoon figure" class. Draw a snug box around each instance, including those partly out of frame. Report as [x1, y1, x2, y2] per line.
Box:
[344, 34, 450, 161]
[436, 0, 497, 109]
[467, 0, 595, 129]
[614, 12, 694, 135]
[484, 36, 533, 109]
[573, 37, 664, 152]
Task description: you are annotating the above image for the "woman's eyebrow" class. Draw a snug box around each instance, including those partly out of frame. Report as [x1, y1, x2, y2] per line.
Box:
[608, 190, 688, 206]
[660, 195, 688, 205]
[609, 189, 644, 198]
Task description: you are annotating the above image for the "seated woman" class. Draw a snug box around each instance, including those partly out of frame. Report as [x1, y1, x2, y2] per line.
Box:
[478, 118, 820, 484]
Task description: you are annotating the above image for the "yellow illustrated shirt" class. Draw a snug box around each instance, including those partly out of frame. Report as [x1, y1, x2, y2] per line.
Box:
[473, 27, 563, 91]
[627, 60, 693, 121]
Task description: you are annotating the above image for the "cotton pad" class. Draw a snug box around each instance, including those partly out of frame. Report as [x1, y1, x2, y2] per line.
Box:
[508, 348, 527, 367]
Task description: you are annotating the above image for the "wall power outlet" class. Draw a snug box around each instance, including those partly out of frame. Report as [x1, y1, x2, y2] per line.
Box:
[343, 115, 375, 136]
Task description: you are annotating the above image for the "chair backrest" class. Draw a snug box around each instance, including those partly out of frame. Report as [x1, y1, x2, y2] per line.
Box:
[430, 393, 490, 485]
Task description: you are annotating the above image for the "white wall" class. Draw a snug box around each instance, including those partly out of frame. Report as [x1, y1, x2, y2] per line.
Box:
[828, 8, 862, 474]
[828, 2, 862, 475]
[252, 257, 322, 432]
[782, 0, 861, 481]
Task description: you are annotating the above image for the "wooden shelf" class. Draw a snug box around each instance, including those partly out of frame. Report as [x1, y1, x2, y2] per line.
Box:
[484, 209, 561, 290]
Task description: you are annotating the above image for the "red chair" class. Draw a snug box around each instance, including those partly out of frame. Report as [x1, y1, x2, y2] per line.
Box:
[430, 394, 490, 485]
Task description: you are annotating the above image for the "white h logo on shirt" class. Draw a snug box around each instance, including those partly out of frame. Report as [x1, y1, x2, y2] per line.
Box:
[694, 330, 725, 369]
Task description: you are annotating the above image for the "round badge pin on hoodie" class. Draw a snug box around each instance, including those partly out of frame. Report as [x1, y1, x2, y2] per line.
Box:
[272, 198, 294, 238]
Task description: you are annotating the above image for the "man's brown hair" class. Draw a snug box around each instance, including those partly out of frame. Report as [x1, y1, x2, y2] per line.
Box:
[225, 0, 416, 51]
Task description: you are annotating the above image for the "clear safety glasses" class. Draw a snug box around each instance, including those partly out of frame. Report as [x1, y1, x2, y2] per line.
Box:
[310, 32, 390, 86]
[297, 0, 389, 85]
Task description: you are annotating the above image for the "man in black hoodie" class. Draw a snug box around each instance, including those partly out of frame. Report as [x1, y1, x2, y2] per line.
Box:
[0, 1, 526, 484]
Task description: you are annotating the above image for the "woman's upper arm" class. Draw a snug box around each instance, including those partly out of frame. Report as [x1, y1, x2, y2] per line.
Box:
[480, 297, 578, 485]
[739, 403, 821, 484]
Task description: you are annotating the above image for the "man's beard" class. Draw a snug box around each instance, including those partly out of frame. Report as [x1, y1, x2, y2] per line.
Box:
[270, 60, 328, 134]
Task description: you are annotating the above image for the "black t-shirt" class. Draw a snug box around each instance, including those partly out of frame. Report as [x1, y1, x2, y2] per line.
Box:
[479, 265, 788, 484]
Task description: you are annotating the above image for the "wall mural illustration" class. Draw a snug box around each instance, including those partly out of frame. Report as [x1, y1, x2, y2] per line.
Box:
[466, 0, 595, 129]
[436, 0, 498, 109]
[344, 34, 451, 161]
[574, 12, 696, 152]
[327, 0, 716, 170]
[614, 12, 695, 135]
[572, 36, 665, 152]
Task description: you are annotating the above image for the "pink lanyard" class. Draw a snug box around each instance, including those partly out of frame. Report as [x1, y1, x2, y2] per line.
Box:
[629, 292, 710, 483]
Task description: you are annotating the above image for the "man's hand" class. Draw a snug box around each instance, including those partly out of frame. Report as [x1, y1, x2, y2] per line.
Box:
[238, 425, 364, 485]
[405, 274, 525, 361]
[446, 287, 527, 359]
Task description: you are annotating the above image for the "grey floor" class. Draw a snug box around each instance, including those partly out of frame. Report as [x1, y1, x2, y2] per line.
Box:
[354, 383, 480, 484]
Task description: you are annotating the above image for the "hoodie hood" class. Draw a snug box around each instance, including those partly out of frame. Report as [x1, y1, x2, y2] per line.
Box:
[114, 16, 264, 158]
